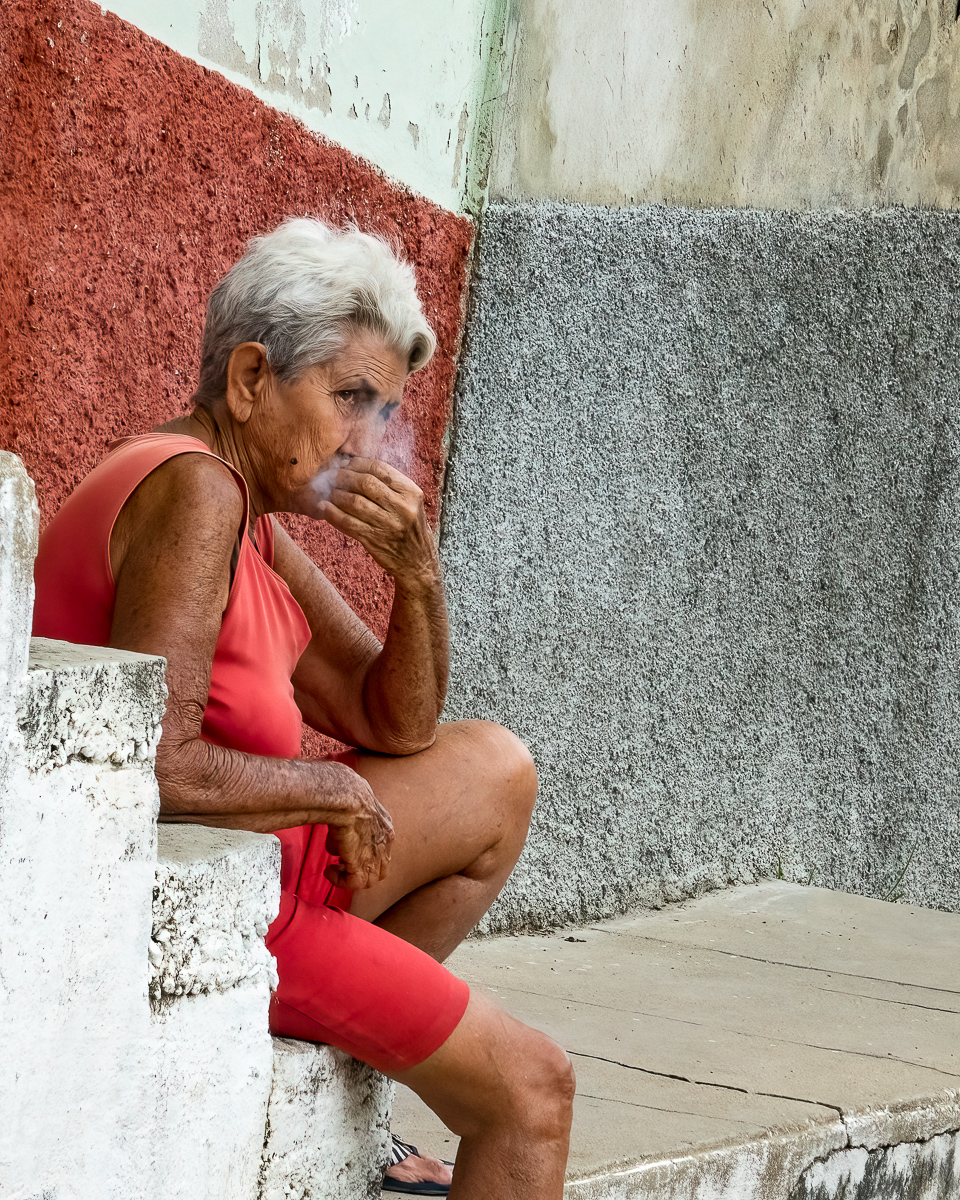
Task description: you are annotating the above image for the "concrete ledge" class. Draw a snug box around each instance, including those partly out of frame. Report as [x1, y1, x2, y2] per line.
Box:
[791, 1128, 960, 1200]
[843, 1089, 960, 1151]
[565, 1120, 848, 1200]
[21, 637, 166, 772]
[152, 825, 281, 1004]
[260, 1038, 393, 1200]
[562, 1099, 960, 1200]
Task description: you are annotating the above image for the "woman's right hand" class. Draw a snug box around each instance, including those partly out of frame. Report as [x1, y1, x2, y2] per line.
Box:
[318, 763, 395, 890]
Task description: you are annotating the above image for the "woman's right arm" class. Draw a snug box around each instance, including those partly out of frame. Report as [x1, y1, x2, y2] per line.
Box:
[108, 453, 393, 890]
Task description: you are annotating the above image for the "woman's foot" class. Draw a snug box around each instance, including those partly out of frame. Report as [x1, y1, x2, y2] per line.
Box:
[382, 1137, 454, 1195]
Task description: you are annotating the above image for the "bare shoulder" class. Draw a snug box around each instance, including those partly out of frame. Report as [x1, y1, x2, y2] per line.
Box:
[130, 452, 241, 528]
[112, 452, 244, 581]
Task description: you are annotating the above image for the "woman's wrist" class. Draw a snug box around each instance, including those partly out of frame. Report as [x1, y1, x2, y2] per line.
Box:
[389, 555, 443, 598]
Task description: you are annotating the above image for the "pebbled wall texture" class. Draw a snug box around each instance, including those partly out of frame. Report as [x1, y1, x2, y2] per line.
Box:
[441, 201, 960, 932]
[1, 0, 472, 735]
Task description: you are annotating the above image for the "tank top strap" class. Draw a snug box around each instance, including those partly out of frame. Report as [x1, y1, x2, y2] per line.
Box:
[103, 434, 249, 556]
[32, 433, 252, 649]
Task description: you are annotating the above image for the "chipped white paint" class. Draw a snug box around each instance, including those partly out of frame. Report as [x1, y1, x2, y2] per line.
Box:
[490, 0, 960, 209]
[102, 0, 495, 211]
[0, 454, 38, 800]
[260, 1038, 394, 1200]
[0, 641, 166, 1196]
[150, 984, 275, 1200]
[152, 824, 280, 1002]
[0, 454, 37, 699]
[0, 641, 280, 1199]
[792, 1130, 960, 1199]
[21, 637, 164, 772]
[0, 455, 391, 1198]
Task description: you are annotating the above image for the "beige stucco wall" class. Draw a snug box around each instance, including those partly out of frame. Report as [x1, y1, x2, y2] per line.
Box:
[490, 0, 960, 209]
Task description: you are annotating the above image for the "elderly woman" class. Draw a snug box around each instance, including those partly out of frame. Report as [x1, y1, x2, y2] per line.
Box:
[31, 219, 574, 1199]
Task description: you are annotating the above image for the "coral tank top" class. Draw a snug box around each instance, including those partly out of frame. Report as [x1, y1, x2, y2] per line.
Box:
[32, 434, 312, 760]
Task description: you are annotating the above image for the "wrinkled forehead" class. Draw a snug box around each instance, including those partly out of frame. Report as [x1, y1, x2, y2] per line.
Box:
[308, 329, 410, 399]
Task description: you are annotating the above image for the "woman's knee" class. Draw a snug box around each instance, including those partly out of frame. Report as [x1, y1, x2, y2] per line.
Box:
[513, 1027, 576, 1138]
[475, 1023, 574, 1144]
[458, 720, 538, 819]
[400, 996, 574, 1144]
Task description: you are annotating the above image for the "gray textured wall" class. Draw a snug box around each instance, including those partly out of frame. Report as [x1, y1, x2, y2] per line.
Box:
[440, 201, 960, 933]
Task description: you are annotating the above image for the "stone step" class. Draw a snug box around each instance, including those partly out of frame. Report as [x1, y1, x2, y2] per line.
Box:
[151, 824, 281, 1199]
[391, 881, 960, 1199]
[261, 1038, 392, 1200]
[155, 825, 394, 1200]
[0, 637, 167, 1198]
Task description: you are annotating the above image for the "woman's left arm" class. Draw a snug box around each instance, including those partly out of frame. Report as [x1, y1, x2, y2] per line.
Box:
[275, 458, 448, 755]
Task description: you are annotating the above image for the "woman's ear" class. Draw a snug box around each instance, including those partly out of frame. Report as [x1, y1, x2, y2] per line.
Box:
[225, 343, 269, 423]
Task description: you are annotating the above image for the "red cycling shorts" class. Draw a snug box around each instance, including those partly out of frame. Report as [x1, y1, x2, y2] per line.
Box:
[265, 753, 471, 1075]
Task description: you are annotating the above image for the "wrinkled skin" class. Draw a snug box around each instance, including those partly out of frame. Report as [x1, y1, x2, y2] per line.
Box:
[108, 329, 574, 1198]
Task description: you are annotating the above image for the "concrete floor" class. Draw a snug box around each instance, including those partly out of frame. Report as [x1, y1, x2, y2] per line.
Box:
[390, 882, 960, 1198]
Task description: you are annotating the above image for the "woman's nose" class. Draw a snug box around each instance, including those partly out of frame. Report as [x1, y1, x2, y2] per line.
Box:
[340, 416, 384, 459]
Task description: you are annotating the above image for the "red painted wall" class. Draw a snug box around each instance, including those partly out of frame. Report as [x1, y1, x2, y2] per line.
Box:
[1, 0, 473, 751]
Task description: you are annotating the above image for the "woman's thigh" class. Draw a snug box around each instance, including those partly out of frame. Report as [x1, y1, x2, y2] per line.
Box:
[346, 719, 536, 924]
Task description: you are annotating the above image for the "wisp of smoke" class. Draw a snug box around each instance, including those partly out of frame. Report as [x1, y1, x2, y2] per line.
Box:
[379, 414, 415, 477]
[309, 415, 416, 503]
[310, 453, 352, 502]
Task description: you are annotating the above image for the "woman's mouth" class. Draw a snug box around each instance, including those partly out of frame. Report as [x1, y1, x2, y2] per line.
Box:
[309, 453, 352, 501]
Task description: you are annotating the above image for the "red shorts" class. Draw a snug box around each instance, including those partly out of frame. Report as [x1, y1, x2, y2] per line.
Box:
[265, 754, 470, 1075]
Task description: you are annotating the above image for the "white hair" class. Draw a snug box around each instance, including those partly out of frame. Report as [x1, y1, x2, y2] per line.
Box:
[196, 217, 436, 400]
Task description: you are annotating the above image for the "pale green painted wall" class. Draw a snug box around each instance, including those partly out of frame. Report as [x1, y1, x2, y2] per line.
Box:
[105, 0, 506, 213]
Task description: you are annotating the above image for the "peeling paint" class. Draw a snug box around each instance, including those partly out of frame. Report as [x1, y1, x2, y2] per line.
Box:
[197, 0, 340, 116]
[452, 103, 470, 187]
[106, 0, 502, 212]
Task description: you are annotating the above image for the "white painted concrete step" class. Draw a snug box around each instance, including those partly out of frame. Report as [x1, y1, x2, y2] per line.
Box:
[156, 825, 394, 1200]
[261, 1038, 392, 1200]
[392, 882, 960, 1199]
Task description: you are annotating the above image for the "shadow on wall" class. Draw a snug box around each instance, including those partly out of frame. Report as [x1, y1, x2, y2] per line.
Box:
[0, 0, 473, 743]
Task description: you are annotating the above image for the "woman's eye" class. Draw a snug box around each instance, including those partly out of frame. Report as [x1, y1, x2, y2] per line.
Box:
[336, 390, 361, 414]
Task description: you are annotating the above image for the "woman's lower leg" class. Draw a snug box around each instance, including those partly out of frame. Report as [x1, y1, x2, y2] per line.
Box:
[394, 994, 575, 1200]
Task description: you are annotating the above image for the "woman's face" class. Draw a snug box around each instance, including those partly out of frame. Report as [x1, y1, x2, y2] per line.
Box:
[245, 329, 410, 518]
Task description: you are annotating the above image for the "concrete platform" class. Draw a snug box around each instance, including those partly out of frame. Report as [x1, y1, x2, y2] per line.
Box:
[391, 882, 960, 1198]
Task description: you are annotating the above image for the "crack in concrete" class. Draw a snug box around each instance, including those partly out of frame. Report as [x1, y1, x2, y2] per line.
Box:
[575, 1090, 758, 1126]
[481, 981, 960, 1080]
[586, 931, 960, 1000]
[814, 984, 960, 1018]
[567, 1050, 844, 1117]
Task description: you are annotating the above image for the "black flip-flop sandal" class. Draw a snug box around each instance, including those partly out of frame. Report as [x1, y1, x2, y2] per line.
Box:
[382, 1136, 455, 1196]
